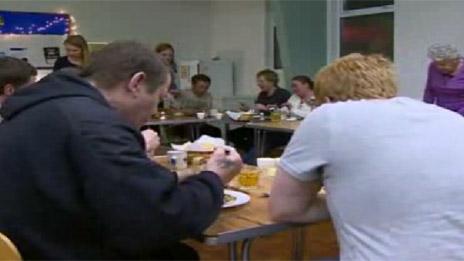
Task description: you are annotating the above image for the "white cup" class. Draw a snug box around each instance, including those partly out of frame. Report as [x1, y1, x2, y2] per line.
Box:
[214, 113, 223, 120]
[167, 150, 187, 170]
[257, 157, 278, 177]
[196, 112, 206, 119]
[257, 158, 276, 169]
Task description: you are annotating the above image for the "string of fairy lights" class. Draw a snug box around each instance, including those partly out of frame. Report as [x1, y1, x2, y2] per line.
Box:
[0, 12, 78, 35]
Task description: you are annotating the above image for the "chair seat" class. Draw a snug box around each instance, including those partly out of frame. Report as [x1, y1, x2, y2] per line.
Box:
[0, 232, 21, 261]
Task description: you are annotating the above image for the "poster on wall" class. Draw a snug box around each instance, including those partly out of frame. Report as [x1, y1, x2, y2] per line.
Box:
[179, 60, 199, 90]
[43, 47, 60, 65]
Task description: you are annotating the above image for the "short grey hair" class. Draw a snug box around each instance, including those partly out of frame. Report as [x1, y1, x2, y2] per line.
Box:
[428, 44, 460, 61]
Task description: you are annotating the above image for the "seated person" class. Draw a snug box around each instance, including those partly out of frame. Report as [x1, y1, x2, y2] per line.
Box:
[0, 57, 37, 121]
[270, 53, 464, 260]
[254, 69, 291, 112]
[231, 69, 291, 164]
[282, 75, 315, 118]
[175, 74, 213, 114]
[0, 41, 242, 259]
[170, 74, 220, 138]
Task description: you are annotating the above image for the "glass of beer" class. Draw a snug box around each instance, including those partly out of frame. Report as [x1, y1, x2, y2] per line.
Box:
[269, 106, 281, 122]
[238, 166, 261, 188]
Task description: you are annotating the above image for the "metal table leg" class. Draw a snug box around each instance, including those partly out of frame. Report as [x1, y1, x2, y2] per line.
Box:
[190, 124, 201, 140]
[224, 122, 230, 145]
[254, 128, 261, 157]
[189, 125, 195, 141]
[241, 239, 253, 261]
[195, 124, 200, 139]
[228, 242, 238, 261]
[291, 227, 306, 261]
[260, 130, 267, 157]
[159, 125, 168, 144]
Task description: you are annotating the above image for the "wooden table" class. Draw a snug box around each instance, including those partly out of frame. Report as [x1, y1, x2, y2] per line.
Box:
[203, 177, 308, 261]
[246, 120, 301, 157]
[144, 117, 224, 141]
[153, 156, 316, 261]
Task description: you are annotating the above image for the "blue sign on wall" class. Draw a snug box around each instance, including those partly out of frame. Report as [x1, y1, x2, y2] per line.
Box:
[0, 10, 70, 35]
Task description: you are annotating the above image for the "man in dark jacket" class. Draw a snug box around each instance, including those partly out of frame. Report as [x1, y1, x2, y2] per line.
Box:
[0, 41, 242, 259]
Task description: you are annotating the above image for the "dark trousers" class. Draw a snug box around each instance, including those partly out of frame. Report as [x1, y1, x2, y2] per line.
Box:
[229, 127, 291, 164]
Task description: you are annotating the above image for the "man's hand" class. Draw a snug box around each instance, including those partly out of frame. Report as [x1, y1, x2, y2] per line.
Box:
[255, 103, 268, 111]
[141, 129, 160, 157]
[206, 147, 243, 185]
[281, 102, 292, 110]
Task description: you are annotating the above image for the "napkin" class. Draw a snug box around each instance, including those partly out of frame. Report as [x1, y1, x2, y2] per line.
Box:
[225, 110, 254, 121]
[172, 135, 226, 152]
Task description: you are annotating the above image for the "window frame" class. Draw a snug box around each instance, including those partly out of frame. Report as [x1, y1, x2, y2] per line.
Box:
[327, 0, 395, 61]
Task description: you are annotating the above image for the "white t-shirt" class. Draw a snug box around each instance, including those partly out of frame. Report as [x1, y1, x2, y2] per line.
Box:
[286, 94, 312, 118]
[280, 97, 464, 260]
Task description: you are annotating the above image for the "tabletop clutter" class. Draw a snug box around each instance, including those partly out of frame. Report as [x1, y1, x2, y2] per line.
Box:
[165, 135, 280, 208]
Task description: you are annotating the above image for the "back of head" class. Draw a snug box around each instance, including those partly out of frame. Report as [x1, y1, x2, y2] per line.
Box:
[0, 57, 35, 95]
[314, 53, 397, 105]
[80, 41, 168, 93]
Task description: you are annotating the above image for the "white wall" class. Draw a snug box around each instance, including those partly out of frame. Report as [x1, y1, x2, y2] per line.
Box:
[328, 0, 464, 99]
[0, 0, 212, 61]
[395, 0, 464, 98]
[2, 0, 269, 99]
[209, 0, 268, 97]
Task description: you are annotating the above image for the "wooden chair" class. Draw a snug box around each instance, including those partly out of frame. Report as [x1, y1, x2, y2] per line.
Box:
[0, 232, 21, 261]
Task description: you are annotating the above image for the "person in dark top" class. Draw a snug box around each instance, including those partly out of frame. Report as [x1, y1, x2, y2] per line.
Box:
[0, 41, 242, 259]
[0, 57, 37, 105]
[254, 69, 291, 112]
[53, 35, 89, 71]
[231, 69, 291, 164]
[155, 42, 179, 93]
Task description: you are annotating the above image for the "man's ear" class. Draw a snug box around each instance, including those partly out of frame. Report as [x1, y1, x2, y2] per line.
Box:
[127, 72, 146, 96]
[3, 84, 16, 96]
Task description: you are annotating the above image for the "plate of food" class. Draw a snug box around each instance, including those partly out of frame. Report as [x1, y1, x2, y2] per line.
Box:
[223, 189, 251, 208]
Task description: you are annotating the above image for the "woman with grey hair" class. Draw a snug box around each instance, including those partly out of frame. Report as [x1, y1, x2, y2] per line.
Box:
[423, 44, 464, 115]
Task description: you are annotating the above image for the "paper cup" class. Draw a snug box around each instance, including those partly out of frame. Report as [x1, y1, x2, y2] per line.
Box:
[214, 113, 223, 120]
[196, 112, 206, 119]
[167, 150, 187, 170]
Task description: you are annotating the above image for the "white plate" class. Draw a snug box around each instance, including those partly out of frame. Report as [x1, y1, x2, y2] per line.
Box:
[222, 189, 251, 208]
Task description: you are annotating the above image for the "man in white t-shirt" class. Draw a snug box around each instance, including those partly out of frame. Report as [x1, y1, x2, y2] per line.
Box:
[270, 53, 464, 260]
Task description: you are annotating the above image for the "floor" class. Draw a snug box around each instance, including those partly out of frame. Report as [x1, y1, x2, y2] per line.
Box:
[187, 221, 339, 260]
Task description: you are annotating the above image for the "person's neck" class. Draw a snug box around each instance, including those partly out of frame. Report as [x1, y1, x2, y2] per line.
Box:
[68, 56, 82, 65]
[298, 91, 312, 101]
[266, 86, 277, 97]
[89, 80, 141, 128]
[192, 90, 204, 98]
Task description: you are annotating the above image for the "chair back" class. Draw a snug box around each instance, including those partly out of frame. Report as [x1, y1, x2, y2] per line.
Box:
[0, 232, 21, 261]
